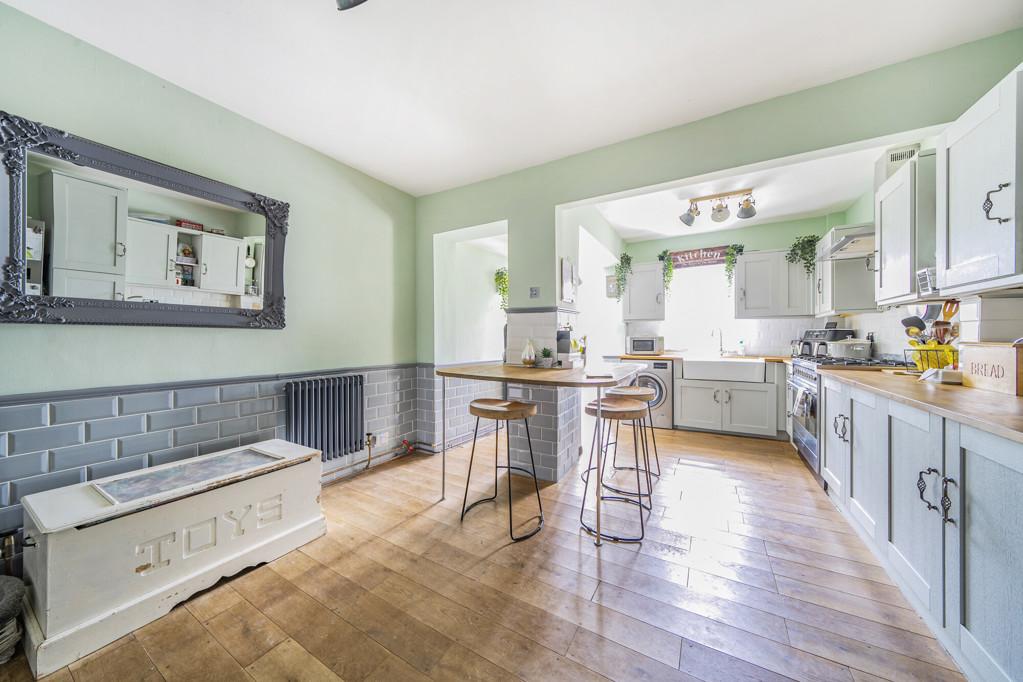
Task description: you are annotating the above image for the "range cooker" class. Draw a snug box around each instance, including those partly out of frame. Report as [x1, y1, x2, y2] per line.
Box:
[787, 354, 906, 488]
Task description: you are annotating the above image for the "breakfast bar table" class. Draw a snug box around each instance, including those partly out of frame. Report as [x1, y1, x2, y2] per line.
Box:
[435, 362, 640, 545]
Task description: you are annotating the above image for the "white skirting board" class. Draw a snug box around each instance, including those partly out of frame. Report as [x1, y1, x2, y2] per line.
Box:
[19, 441, 325, 678]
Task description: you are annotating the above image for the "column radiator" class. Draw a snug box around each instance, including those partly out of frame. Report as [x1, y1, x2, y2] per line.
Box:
[285, 376, 365, 460]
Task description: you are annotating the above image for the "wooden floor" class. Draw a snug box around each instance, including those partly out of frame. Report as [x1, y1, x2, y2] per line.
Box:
[2, 426, 965, 681]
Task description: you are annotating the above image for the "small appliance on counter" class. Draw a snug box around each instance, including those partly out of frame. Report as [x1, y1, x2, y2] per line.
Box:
[627, 335, 665, 355]
[798, 328, 855, 357]
[825, 338, 872, 361]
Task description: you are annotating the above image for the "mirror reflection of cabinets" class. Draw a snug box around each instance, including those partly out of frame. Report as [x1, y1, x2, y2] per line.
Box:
[27, 159, 265, 309]
[1, 110, 287, 329]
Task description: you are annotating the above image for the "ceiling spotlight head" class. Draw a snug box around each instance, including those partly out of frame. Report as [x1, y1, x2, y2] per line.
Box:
[711, 199, 730, 223]
[737, 194, 756, 219]
[337, 0, 370, 10]
[678, 201, 699, 227]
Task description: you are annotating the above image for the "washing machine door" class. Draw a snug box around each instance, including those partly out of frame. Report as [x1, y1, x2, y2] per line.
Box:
[632, 372, 668, 410]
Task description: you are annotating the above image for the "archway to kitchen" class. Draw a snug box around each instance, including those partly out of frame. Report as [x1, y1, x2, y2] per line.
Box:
[554, 123, 945, 457]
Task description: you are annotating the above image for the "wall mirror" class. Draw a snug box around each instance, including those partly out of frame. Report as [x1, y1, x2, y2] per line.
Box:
[0, 111, 288, 328]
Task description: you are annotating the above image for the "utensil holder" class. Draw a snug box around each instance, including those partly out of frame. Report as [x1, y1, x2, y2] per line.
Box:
[904, 346, 958, 373]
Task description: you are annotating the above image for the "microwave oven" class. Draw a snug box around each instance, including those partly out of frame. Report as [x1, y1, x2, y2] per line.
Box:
[627, 336, 664, 355]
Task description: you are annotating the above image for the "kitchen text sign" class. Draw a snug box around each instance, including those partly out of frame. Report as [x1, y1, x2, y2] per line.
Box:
[668, 246, 728, 268]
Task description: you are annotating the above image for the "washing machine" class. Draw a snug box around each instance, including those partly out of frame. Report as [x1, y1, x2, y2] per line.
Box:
[619, 358, 674, 429]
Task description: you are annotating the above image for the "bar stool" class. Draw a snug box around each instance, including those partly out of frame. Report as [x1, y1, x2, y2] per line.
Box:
[580, 396, 652, 543]
[460, 398, 544, 542]
[607, 384, 662, 478]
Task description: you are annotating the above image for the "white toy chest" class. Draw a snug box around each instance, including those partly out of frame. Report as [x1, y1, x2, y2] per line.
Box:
[19, 439, 324, 678]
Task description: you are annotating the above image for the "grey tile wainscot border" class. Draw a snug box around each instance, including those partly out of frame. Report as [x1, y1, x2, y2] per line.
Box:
[0, 360, 483, 576]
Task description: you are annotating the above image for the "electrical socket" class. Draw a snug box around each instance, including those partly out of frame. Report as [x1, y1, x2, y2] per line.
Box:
[529, 287, 540, 299]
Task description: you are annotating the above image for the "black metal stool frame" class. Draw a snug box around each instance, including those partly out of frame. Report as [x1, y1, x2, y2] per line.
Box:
[600, 419, 655, 510]
[609, 401, 662, 478]
[460, 415, 544, 542]
[580, 415, 650, 543]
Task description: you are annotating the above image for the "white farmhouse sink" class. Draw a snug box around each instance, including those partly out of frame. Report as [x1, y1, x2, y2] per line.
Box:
[682, 358, 766, 383]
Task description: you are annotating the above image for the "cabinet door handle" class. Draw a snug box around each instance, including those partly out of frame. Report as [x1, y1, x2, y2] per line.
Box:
[917, 467, 940, 513]
[941, 476, 957, 525]
[656, 293, 663, 305]
[713, 390, 720, 403]
[723, 390, 730, 404]
[168, 258, 175, 272]
[202, 263, 208, 275]
[116, 241, 127, 257]
[840, 415, 850, 443]
[817, 278, 822, 294]
[833, 415, 841, 436]
[983, 182, 1011, 224]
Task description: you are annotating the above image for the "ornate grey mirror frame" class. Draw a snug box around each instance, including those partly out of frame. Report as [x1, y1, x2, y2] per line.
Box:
[0, 111, 288, 329]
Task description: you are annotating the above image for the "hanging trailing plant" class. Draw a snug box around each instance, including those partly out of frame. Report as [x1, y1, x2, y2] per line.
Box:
[658, 249, 674, 296]
[786, 235, 821, 276]
[494, 266, 509, 309]
[613, 252, 633, 301]
[724, 244, 744, 285]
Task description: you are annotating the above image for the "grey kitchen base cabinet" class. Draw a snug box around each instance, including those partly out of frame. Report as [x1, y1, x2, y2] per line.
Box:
[943, 423, 1023, 682]
[675, 379, 778, 438]
[820, 379, 1023, 682]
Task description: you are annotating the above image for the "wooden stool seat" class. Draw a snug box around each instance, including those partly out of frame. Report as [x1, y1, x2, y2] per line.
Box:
[584, 397, 647, 421]
[607, 385, 657, 403]
[469, 398, 537, 421]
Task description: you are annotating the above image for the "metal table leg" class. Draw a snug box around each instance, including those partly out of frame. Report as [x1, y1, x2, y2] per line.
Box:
[441, 376, 447, 501]
[594, 385, 602, 546]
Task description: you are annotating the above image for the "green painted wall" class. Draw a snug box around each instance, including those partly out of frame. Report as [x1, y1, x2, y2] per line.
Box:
[0, 6, 416, 394]
[416, 28, 1023, 362]
[845, 189, 875, 224]
[625, 214, 845, 264]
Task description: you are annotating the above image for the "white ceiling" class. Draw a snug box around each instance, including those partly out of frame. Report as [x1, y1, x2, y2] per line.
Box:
[596, 144, 891, 241]
[9, 1, 1023, 196]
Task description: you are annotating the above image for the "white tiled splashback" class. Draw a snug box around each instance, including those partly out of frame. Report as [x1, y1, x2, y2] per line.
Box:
[628, 318, 812, 357]
[506, 310, 577, 363]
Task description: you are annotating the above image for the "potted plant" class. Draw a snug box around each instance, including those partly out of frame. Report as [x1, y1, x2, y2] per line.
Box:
[658, 249, 674, 296]
[494, 266, 509, 310]
[786, 235, 820, 276]
[539, 347, 555, 368]
[724, 244, 744, 285]
[614, 253, 633, 301]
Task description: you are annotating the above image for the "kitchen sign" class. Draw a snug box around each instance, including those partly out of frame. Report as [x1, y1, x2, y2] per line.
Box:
[668, 246, 729, 268]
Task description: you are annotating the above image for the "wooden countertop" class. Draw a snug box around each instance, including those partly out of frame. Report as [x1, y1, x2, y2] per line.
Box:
[818, 368, 1023, 445]
[436, 362, 639, 388]
[617, 353, 790, 363]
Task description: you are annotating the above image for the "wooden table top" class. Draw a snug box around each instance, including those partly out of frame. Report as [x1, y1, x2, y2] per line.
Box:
[818, 368, 1023, 445]
[436, 362, 639, 388]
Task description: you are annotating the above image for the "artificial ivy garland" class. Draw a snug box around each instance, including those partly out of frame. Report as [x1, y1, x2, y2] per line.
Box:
[786, 235, 821, 276]
[614, 252, 633, 301]
[724, 244, 744, 285]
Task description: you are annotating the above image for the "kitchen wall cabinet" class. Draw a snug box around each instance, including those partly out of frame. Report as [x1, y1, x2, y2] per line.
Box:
[943, 423, 1023, 682]
[50, 268, 124, 301]
[875, 151, 937, 305]
[675, 378, 776, 437]
[197, 234, 246, 295]
[38, 170, 127, 277]
[734, 250, 811, 318]
[125, 218, 176, 287]
[937, 63, 1022, 296]
[813, 225, 876, 316]
[623, 262, 665, 321]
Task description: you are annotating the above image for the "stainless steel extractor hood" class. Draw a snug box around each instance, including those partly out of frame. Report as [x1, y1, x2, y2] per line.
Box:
[823, 224, 875, 260]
